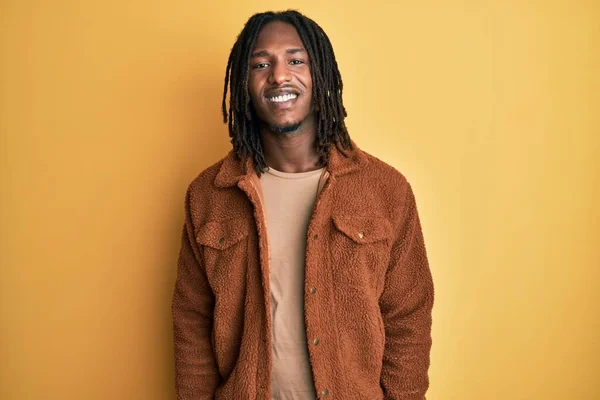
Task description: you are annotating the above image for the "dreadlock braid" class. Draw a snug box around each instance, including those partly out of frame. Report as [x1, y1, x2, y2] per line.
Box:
[222, 10, 352, 175]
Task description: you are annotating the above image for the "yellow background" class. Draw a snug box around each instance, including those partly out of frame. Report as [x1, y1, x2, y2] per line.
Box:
[1, 0, 598, 399]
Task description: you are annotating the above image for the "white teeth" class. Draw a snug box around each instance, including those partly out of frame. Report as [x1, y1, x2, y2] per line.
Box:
[268, 93, 298, 103]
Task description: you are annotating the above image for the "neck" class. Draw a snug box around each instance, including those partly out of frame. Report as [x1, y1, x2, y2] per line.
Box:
[259, 121, 321, 173]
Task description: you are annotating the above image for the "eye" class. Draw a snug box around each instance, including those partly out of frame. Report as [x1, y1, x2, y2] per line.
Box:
[289, 59, 305, 65]
[252, 63, 269, 70]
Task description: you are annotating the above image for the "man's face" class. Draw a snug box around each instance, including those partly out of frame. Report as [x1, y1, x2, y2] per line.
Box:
[248, 21, 313, 134]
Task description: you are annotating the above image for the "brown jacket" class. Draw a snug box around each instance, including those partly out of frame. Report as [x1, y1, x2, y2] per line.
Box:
[172, 142, 434, 399]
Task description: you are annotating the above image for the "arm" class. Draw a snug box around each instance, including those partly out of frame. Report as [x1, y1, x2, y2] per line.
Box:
[172, 189, 220, 399]
[379, 182, 434, 400]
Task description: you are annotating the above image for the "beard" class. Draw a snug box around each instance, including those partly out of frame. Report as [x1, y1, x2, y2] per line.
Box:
[268, 120, 303, 134]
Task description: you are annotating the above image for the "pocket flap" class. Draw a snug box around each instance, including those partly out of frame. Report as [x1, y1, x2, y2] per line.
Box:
[196, 218, 249, 250]
[332, 215, 392, 244]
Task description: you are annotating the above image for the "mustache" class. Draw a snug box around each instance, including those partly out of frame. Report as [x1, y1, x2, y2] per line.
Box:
[264, 84, 301, 97]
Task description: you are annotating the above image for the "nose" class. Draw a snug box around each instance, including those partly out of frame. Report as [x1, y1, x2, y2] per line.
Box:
[268, 60, 291, 85]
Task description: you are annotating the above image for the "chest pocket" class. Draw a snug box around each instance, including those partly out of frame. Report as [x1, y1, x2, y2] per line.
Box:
[330, 214, 392, 295]
[195, 217, 249, 291]
[332, 215, 391, 245]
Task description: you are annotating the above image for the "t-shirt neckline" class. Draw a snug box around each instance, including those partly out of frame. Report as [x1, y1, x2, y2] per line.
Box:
[265, 166, 325, 180]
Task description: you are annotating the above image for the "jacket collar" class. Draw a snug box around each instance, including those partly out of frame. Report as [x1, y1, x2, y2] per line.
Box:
[214, 140, 369, 188]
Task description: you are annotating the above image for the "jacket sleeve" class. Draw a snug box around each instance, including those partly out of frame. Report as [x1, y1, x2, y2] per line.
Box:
[379, 181, 434, 400]
[172, 188, 220, 399]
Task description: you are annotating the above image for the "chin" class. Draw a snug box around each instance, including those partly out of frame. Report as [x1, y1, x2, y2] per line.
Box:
[268, 120, 303, 134]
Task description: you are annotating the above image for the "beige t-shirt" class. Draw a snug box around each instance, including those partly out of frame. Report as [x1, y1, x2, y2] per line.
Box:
[260, 166, 324, 400]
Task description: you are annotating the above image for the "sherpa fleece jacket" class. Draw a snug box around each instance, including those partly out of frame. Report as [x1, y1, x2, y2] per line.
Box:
[172, 141, 434, 400]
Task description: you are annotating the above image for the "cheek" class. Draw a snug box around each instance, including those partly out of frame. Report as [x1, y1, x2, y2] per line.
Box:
[249, 90, 261, 107]
[301, 75, 313, 101]
[247, 78, 262, 103]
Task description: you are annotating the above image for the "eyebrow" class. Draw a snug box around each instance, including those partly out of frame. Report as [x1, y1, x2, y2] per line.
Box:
[250, 48, 306, 58]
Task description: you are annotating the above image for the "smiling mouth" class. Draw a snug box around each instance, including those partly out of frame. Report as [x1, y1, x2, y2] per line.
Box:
[266, 93, 298, 103]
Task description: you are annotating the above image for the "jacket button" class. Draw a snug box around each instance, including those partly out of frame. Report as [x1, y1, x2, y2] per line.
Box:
[313, 338, 320, 345]
[321, 389, 329, 396]
[309, 287, 317, 295]
[313, 234, 318, 240]
[358, 232, 364, 239]
[218, 237, 225, 245]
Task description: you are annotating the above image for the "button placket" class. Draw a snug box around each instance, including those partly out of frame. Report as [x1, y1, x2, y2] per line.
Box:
[307, 227, 325, 396]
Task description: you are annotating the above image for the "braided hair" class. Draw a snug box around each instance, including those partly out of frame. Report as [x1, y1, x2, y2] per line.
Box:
[221, 10, 352, 175]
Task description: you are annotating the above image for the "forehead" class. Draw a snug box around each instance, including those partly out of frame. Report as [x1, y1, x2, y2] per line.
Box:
[252, 21, 305, 51]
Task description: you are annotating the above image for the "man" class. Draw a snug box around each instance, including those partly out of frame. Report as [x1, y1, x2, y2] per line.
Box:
[172, 10, 434, 400]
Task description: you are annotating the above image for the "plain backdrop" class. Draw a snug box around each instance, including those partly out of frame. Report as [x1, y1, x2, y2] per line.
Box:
[1, 1, 599, 399]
